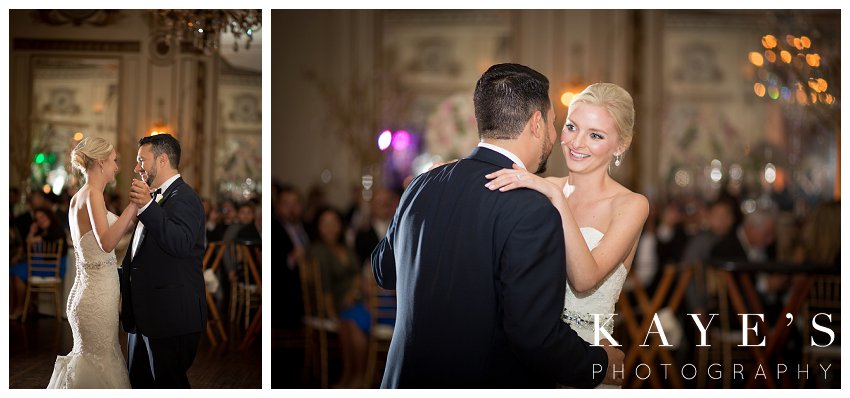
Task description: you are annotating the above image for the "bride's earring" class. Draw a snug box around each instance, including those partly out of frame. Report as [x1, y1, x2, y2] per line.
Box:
[614, 154, 622, 167]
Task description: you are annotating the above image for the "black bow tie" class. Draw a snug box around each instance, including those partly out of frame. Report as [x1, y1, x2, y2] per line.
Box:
[150, 188, 162, 199]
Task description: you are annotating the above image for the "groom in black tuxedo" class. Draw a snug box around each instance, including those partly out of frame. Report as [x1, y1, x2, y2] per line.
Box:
[372, 64, 624, 388]
[121, 133, 207, 388]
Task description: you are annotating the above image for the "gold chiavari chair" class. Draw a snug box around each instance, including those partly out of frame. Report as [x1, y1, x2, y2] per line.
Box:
[22, 240, 65, 322]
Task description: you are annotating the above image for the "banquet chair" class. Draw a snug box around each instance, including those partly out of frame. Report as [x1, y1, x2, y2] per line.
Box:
[22, 240, 65, 322]
[298, 256, 338, 388]
[239, 242, 262, 349]
[202, 242, 228, 346]
[363, 274, 396, 387]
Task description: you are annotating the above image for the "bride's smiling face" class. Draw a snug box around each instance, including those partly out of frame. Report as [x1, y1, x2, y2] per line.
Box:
[561, 103, 621, 174]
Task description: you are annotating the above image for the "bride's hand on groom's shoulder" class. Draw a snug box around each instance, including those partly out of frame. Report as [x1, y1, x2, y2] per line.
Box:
[484, 164, 560, 200]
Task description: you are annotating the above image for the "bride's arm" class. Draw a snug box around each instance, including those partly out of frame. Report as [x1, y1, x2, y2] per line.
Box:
[86, 190, 138, 253]
[485, 165, 649, 292]
[551, 193, 648, 292]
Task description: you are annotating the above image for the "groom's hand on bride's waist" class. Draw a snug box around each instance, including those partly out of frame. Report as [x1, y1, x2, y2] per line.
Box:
[600, 338, 625, 386]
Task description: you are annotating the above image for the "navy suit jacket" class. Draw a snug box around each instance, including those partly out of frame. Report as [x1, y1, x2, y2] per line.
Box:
[372, 147, 607, 388]
[120, 177, 207, 338]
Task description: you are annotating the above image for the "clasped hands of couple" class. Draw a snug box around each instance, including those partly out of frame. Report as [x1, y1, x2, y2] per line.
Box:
[126, 177, 157, 211]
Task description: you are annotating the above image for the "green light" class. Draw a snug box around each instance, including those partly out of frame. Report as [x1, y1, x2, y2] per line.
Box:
[34, 153, 45, 164]
[47, 153, 56, 164]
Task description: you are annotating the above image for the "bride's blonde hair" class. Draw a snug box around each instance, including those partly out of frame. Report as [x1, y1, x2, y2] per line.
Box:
[70, 136, 114, 175]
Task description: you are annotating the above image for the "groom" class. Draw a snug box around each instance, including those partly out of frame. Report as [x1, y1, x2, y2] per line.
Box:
[121, 133, 207, 388]
[372, 63, 624, 388]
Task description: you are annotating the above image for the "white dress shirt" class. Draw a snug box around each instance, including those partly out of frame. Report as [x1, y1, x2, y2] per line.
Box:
[477, 142, 527, 170]
[131, 174, 181, 260]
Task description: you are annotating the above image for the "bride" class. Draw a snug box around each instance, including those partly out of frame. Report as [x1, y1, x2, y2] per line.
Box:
[48, 137, 136, 388]
[485, 83, 649, 387]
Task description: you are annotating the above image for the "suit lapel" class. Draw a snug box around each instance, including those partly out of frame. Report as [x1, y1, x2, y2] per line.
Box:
[135, 177, 185, 259]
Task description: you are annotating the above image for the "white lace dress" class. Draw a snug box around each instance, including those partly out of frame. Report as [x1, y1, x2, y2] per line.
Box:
[48, 212, 131, 389]
[561, 227, 627, 389]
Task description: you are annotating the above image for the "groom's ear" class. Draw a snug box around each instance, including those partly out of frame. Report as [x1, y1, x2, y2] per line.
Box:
[527, 110, 543, 138]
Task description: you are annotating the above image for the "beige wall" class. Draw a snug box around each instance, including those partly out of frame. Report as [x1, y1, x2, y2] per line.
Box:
[9, 10, 261, 201]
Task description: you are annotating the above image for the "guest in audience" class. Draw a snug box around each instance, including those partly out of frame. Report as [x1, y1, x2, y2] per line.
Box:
[793, 201, 840, 267]
[682, 194, 741, 265]
[9, 226, 24, 320]
[13, 190, 50, 243]
[344, 184, 366, 232]
[222, 202, 261, 282]
[56, 190, 72, 232]
[208, 199, 237, 241]
[354, 189, 400, 266]
[9, 206, 68, 320]
[630, 202, 659, 291]
[710, 209, 776, 263]
[710, 208, 779, 322]
[310, 207, 369, 388]
[303, 185, 328, 235]
[275, 185, 309, 329]
[10, 187, 22, 224]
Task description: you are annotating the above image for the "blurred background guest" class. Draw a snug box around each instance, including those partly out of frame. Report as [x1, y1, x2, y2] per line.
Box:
[310, 207, 369, 388]
[354, 189, 400, 267]
[9, 206, 69, 320]
[274, 185, 309, 329]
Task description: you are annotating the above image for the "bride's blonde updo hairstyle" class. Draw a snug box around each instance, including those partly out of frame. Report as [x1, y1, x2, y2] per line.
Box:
[569, 82, 635, 152]
[70, 136, 114, 175]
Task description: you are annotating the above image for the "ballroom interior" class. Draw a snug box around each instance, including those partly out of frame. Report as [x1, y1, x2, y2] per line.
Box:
[272, 10, 841, 388]
[8, 10, 262, 388]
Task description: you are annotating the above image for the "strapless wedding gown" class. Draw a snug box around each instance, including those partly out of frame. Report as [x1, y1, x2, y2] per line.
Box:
[561, 227, 627, 389]
[48, 212, 131, 389]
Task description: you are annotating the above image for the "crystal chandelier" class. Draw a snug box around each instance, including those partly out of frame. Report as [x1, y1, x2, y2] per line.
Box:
[155, 10, 261, 54]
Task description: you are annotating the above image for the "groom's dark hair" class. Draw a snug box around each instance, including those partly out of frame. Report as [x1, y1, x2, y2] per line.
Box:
[473, 63, 551, 140]
[139, 133, 181, 169]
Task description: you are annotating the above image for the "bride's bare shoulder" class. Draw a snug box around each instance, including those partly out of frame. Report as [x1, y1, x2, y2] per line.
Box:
[611, 188, 649, 219]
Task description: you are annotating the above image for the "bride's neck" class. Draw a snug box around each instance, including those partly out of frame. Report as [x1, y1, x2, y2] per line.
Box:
[85, 176, 107, 192]
[566, 170, 609, 198]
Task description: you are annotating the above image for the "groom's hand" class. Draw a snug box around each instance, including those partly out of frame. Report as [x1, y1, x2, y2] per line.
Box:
[600, 338, 625, 386]
[129, 179, 152, 207]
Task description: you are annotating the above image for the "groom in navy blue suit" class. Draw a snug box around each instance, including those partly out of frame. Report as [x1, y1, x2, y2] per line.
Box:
[121, 134, 207, 388]
[372, 63, 624, 388]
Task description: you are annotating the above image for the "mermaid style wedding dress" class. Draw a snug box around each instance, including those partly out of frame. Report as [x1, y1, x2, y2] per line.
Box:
[47, 212, 131, 388]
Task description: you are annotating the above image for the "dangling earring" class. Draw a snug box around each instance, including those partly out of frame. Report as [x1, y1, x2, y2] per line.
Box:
[614, 154, 622, 167]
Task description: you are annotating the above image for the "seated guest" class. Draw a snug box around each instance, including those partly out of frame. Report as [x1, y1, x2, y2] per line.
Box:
[354, 189, 399, 266]
[8, 226, 24, 319]
[793, 201, 840, 266]
[310, 207, 369, 388]
[275, 185, 309, 329]
[10, 206, 68, 320]
[222, 201, 261, 282]
[710, 209, 779, 321]
[208, 199, 237, 242]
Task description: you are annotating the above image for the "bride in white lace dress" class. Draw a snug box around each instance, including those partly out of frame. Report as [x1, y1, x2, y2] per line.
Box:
[48, 137, 138, 389]
[486, 83, 649, 388]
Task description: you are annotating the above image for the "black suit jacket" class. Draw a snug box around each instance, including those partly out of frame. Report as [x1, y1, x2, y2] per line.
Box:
[709, 230, 777, 264]
[120, 177, 207, 338]
[372, 147, 607, 388]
